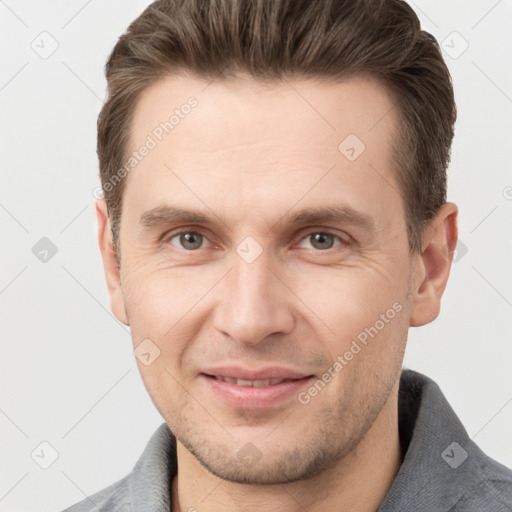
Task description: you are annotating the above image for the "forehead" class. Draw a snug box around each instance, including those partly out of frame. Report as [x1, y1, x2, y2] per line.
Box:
[130, 73, 397, 157]
[123, 73, 403, 234]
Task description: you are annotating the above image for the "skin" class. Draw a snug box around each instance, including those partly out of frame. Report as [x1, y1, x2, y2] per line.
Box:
[97, 74, 458, 511]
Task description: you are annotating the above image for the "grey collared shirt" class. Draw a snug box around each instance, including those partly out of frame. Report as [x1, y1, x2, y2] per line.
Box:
[62, 370, 512, 511]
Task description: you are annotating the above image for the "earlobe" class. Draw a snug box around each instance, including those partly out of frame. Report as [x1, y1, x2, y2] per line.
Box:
[96, 198, 129, 326]
[409, 202, 458, 327]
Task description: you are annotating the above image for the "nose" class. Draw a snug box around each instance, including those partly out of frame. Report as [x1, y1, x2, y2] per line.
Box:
[212, 250, 295, 346]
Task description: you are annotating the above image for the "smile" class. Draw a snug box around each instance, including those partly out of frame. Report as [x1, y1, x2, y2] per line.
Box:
[200, 368, 314, 409]
[212, 376, 292, 387]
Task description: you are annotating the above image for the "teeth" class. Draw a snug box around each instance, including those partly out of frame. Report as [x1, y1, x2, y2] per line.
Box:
[237, 378, 254, 387]
[215, 376, 286, 386]
[252, 379, 271, 387]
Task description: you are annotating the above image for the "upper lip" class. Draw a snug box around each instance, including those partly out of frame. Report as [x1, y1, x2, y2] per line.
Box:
[201, 366, 311, 381]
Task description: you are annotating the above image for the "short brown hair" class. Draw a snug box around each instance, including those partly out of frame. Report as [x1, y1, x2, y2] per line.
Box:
[98, 0, 456, 258]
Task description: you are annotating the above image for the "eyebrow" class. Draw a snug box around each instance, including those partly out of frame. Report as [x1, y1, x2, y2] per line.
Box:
[139, 204, 376, 234]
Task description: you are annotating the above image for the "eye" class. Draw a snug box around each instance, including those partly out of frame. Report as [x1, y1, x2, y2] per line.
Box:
[164, 229, 348, 253]
[168, 230, 208, 250]
[297, 231, 345, 251]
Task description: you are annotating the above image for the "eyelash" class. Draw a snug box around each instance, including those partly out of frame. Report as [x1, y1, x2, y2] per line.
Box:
[163, 228, 350, 252]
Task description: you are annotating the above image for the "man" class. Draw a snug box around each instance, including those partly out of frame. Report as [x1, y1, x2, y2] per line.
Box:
[64, 0, 512, 510]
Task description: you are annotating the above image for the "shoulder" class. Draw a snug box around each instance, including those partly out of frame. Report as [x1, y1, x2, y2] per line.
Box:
[60, 473, 132, 512]
[60, 422, 176, 512]
[380, 370, 512, 512]
[450, 478, 512, 511]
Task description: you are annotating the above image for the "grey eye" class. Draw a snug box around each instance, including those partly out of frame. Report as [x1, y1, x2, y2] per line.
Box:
[298, 232, 343, 251]
[170, 231, 205, 250]
[309, 233, 335, 250]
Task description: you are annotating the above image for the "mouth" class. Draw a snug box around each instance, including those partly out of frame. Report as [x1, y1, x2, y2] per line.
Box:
[199, 367, 314, 409]
[206, 375, 300, 387]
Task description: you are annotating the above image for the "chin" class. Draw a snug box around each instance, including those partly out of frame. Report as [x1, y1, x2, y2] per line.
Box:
[181, 433, 347, 485]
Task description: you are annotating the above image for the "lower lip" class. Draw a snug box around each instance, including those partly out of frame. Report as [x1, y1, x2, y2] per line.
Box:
[200, 374, 313, 410]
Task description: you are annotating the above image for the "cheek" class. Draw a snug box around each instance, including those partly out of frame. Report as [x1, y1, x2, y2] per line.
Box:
[123, 259, 198, 321]
[297, 267, 410, 391]
[121, 261, 218, 360]
[298, 263, 404, 332]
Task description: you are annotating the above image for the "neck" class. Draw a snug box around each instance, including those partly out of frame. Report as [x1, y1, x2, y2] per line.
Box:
[172, 388, 401, 512]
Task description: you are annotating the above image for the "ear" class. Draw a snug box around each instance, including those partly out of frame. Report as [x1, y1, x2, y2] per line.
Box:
[96, 198, 129, 325]
[409, 202, 458, 327]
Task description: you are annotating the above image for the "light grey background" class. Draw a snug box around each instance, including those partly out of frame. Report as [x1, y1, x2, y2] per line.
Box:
[1, 1, 511, 511]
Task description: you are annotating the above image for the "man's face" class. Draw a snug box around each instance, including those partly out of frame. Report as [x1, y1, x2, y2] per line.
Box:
[111, 74, 416, 483]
